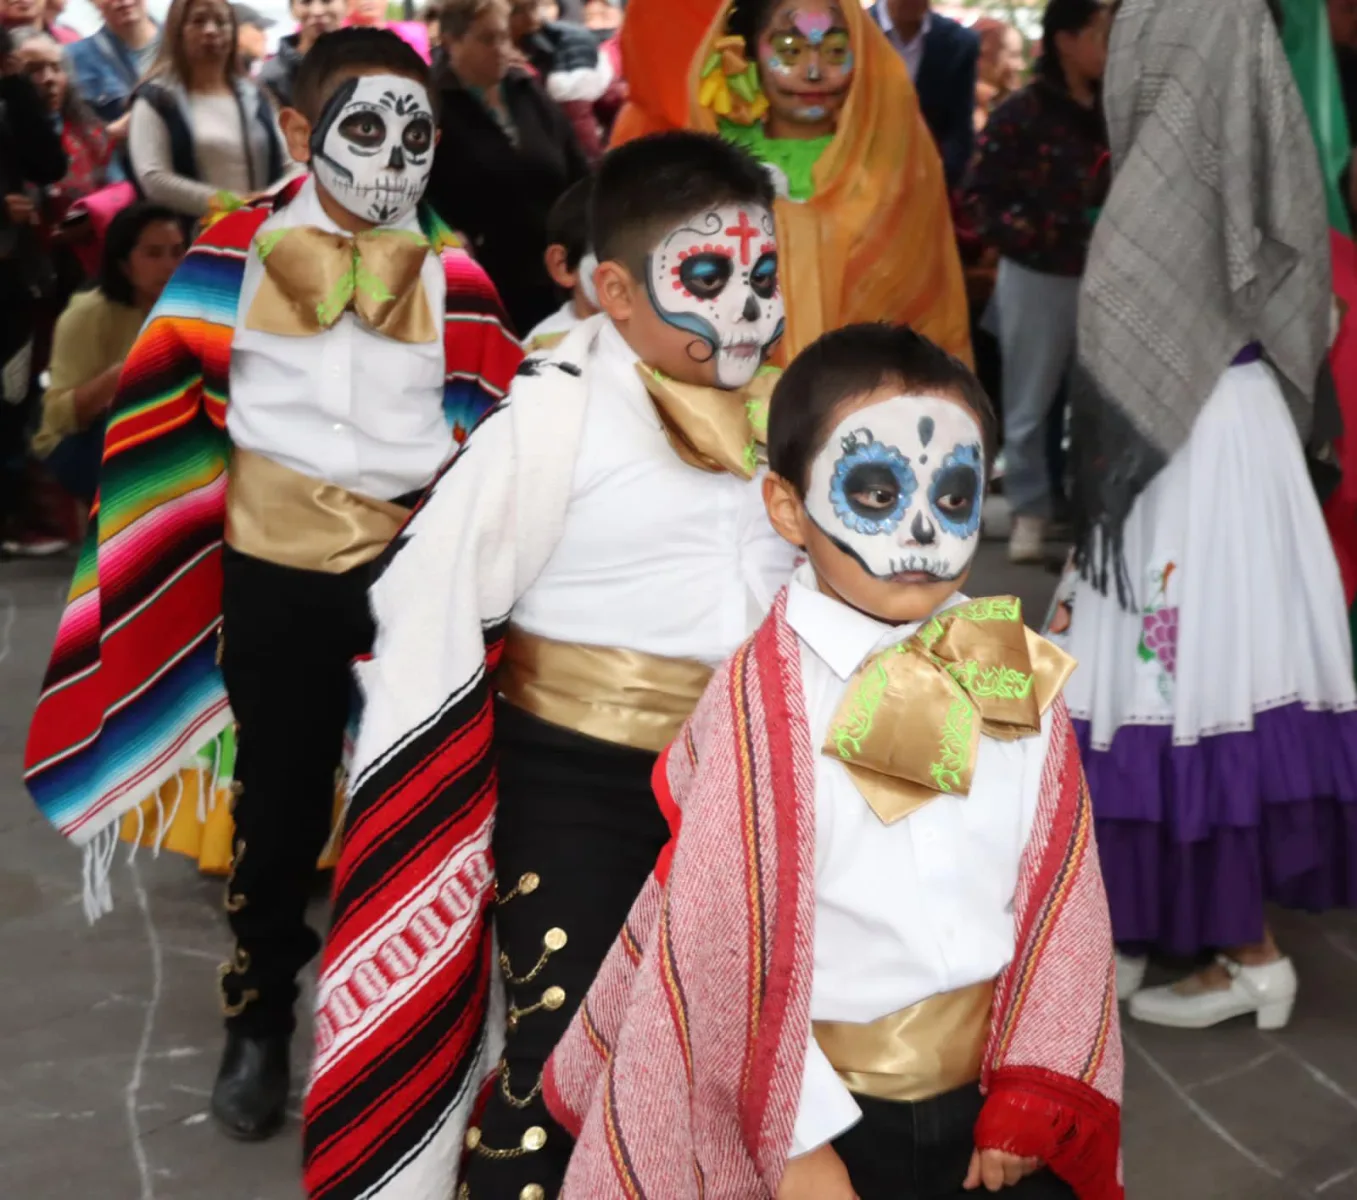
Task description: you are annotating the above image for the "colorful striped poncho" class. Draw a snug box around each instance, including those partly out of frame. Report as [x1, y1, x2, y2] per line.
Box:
[545, 593, 1124, 1199]
[23, 180, 522, 918]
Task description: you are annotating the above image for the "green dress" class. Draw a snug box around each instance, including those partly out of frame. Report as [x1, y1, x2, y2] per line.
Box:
[718, 119, 833, 203]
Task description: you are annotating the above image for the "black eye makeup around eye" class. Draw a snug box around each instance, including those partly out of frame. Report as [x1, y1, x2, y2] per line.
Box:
[679, 253, 734, 297]
[842, 462, 902, 517]
[749, 253, 778, 299]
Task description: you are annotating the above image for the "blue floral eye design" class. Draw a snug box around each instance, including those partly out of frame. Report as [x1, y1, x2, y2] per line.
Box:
[929, 442, 983, 537]
[829, 429, 916, 535]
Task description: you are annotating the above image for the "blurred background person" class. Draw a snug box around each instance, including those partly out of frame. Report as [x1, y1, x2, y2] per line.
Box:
[32, 203, 183, 505]
[346, 0, 431, 60]
[964, 0, 1110, 564]
[972, 15, 1024, 132]
[127, 0, 286, 219]
[68, 0, 161, 127]
[581, 0, 620, 36]
[1, 0, 45, 33]
[870, 0, 979, 190]
[43, 0, 78, 41]
[259, 0, 344, 106]
[0, 29, 68, 557]
[508, 0, 615, 160]
[231, 1, 272, 75]
[429, 0, 587, 334]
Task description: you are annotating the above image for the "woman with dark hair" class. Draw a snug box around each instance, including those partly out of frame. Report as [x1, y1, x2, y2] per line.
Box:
[426, 0, 587, 334]
[964, 0, 1110, 564]
[32, 202, 184, 503]
[126, 0, 286, 218]
[13, 28, 119, 217]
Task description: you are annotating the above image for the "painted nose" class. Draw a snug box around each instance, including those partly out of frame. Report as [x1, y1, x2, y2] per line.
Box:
[742, 292, 760, 322]
[910, 510, 936, 546]
[388, 145, 405, 170]
[806, 56, 823, 83]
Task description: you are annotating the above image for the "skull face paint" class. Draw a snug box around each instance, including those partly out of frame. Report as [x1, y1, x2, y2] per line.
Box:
[756, 0, 855, 127]
[310, 74, 436, 226]
[645, 204, 785, 388]
[806, 395, 986, 582]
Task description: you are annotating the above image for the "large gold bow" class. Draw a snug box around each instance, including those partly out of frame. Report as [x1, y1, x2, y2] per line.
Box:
[244, 225, 436, 343]
[637, 363, 779, 479]
[823, 597, 1076, 825]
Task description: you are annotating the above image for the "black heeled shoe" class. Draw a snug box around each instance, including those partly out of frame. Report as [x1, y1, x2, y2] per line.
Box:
[210, 1030, 291, 1141]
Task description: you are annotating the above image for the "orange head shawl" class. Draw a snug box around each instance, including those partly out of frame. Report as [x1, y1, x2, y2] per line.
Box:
[611, 0, 972, 366]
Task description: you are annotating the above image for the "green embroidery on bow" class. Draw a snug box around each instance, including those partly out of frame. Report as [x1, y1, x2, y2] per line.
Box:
[829, 642, 908, 761]
[313, 234, 428, 326]
[930, 694, 974, 792]
[952, 597, 1022, 623]
[944, 660, 1034, 700]
[254, 229, 288, 262]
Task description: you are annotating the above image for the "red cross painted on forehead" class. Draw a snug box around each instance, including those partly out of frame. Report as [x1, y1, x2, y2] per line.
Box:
[725, 210, 759, 265]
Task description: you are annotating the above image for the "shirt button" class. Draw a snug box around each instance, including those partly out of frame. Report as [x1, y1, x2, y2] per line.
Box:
[332, 423, 344, 433]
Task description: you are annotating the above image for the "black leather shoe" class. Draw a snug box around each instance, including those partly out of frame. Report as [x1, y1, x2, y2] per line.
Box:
[210, 1030, 291, 1141]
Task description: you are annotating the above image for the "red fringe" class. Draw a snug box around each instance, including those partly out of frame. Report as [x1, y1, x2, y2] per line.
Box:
[976, 1066, 1123, 1200]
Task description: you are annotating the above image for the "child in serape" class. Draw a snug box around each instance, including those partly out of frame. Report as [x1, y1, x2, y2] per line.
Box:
[545, 324, 1124, 1200]
[23, 27, 520, 1145]
[302, 132, 797, 1200]
[522, 175, 601, 354]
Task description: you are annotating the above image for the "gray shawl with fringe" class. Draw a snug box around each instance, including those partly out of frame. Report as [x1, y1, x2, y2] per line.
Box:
[1072, 0, 1332, 598]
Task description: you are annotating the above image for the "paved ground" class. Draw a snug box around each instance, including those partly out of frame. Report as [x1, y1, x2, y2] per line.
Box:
[3, 521, 1357, 1199]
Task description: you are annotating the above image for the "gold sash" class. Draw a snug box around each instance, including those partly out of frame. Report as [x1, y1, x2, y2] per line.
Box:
[224, 448, 410, 574]
[813, 980, 995, 1103]
[637, 364, 778, 479]
[496, 628, 714, 753]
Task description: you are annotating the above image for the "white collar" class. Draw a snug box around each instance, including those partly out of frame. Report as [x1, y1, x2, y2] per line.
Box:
[785, 561, 969, 681]
[878, 4, 932, 47]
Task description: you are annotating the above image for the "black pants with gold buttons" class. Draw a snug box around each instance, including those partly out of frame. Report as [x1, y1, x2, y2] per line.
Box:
[459, 702, 668, 1199]
[217, 547, 377, 1038]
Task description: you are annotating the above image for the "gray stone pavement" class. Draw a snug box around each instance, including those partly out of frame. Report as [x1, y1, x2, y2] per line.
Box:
[3, 523, 1357, 1199]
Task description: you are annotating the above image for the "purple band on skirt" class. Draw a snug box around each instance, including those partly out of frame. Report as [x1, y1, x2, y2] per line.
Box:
[1074, 703, 1357, 956]
[1232, 342, 1264, 365]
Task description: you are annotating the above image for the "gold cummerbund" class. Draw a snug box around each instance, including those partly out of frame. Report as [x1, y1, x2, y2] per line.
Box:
[225, 447, 411, 574]
[813, 979, 995, 1103]
[496, 627, 714, 753]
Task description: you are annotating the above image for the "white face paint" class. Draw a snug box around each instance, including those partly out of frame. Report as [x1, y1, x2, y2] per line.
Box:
[310, 73, 436, 226]
[806, 395, 986, 582]
[645, 203, 785, 388]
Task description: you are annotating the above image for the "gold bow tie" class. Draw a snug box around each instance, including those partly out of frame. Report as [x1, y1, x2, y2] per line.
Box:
[823, 597, 1076, 825]
[637, 363, 780, 479]
[245, 225, 436, 343]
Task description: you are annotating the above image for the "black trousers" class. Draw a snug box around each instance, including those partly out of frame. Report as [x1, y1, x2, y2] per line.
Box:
[833, 1083, 1077, 1200]
[459, 702, 668, 1200]
[217, 546, 376, 1038]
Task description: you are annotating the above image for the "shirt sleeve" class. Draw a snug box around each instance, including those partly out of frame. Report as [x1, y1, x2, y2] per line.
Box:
[35, 299, 105, 455]
[789, 1030, 863, 1157]
[127, 96, 218, 216]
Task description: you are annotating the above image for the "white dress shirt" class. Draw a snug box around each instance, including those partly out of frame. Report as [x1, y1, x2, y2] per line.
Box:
[784, 563, 1051, 1154]
[227, 176, 450, 502]
[512, 320, 798, 664]
[877, 4, 932, 81]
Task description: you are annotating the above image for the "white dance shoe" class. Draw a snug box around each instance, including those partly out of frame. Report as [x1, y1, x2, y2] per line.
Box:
[1128, 955, 1298, 1030]
[1115, 953, 1147, 1002]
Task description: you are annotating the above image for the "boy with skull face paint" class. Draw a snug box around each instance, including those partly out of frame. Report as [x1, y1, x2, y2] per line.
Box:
[302, 131, 798, 1200]
[545, 325, 1124, 1200]
[22, 26, 522, 1150]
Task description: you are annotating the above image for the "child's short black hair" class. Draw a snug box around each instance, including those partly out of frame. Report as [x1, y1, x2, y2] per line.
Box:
[768, 323, 998, 495]
[546, 176, 594, 272]
[293, 28, 435, 124]
[591, 132, 775, 278]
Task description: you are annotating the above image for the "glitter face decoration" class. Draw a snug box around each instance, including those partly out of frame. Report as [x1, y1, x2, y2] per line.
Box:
[757, 0, 854, 126]
[645, 203, 785, 388]
[806, 395, 986, 582]
[310, 74, 436, 226]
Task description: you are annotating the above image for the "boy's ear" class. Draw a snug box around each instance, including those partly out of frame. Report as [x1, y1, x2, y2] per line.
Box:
[593, 259, 636, 324]
[543, 243, 578, 291]
[279, 107, 314, 165]
[762, 472, 808, 549]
